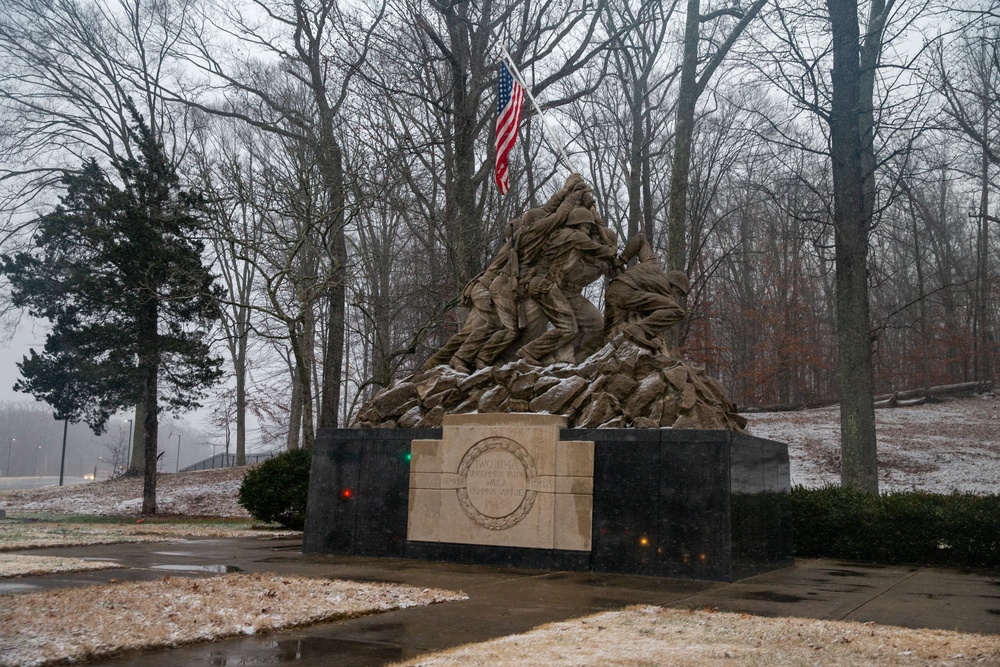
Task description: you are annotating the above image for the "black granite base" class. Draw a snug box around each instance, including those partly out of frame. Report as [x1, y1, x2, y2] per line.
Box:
[303, 427, 792, 582]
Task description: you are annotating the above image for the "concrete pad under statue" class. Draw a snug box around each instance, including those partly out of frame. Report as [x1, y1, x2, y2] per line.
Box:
[407, 414, 594, 551]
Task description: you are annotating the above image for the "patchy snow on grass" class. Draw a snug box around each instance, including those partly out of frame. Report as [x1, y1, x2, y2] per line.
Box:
[747, 394, 1000, 494]
[0, 520, 298, 552]
[0, 573, 467, 667]
[0, 467, 251, 518]
[0, 554, 121, 578]
[390, 605, 1000, 667]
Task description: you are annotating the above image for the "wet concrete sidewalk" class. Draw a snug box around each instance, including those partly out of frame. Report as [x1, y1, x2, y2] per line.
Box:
[7, 536, 1000, 666]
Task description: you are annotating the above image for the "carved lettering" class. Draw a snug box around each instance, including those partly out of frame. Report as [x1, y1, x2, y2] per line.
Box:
[463, 449, 528, 519]
[526, 478, 555, 492]
[455, 435, 538, 531]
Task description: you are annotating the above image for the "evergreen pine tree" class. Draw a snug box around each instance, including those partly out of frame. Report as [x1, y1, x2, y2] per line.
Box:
[1, 112, 223, 514]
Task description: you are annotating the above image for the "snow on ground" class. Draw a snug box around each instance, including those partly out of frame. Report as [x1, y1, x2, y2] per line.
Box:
[0, 521, 298, 552]
[0, 574, 466, 667]
[0, 393, 996, 523]
[388, 605, 1000, 667]
[747, 393, 1000, 494]
[0, 466, 251, 517]
[0, 554, 121, 578]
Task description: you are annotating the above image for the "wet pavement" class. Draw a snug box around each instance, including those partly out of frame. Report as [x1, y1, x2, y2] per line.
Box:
[6, 536, 1000, 666]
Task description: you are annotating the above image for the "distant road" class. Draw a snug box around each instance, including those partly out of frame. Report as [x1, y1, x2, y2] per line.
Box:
[0, 477, 92, 491]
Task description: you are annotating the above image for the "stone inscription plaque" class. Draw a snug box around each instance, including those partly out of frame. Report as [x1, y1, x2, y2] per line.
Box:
[407, 413, 595, 551]
[457, 436, 536, 529]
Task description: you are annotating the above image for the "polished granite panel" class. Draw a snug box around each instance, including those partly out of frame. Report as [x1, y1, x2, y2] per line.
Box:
[303, 428, 440, 556]
[729, 433, 794, 579]
[305, 427, 791, 581]
[657, 436, 731, 581]
[576, 429, 661, 576]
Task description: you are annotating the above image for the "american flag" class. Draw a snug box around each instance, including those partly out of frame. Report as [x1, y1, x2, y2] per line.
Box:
[495, 61, 524, 195]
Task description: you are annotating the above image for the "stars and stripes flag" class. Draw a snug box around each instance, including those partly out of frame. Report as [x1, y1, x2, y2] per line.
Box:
[494, 61, 524, 195]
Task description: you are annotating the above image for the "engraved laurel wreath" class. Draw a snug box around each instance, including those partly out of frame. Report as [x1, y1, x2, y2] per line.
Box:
[456, 436, 538, 530]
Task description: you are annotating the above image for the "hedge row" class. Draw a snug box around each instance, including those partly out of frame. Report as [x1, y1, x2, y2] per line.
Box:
[791, 486, 1000, 568]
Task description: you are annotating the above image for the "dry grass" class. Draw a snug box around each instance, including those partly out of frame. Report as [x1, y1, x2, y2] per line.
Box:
[0, 554, 121, 578]
[391, 606, 1000, 667]
[0, 519, 298, 552]
[0, 573, 466, 667]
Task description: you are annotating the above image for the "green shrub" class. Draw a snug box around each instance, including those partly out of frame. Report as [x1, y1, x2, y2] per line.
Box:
[791, 486, 1000, 568]
[238, 448, 312, 529]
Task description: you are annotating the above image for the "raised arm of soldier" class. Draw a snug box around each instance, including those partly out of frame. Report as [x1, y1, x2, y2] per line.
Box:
[514, 179, 588, 268]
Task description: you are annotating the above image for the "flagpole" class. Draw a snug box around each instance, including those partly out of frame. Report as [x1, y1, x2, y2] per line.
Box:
[498, 45, 578, 175]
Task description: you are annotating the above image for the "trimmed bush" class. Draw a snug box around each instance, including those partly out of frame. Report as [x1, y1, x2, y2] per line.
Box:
[238, 448, 312, 529]
[791, 486, 1000, 568]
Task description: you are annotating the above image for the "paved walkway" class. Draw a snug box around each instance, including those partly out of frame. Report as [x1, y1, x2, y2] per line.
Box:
[6, 536, 1000, 666]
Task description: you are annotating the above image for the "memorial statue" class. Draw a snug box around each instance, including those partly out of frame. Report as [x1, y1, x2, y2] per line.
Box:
[605, 234, 688, 351]
[426, 174, 618, 369]
[423, 236, 514, 373]
[355, 174, 746, 432]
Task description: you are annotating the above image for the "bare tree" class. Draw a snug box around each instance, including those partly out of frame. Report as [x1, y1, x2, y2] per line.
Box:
[665, 0, 768, 272]
[176, 0, 384, 433]
[191, 118, 265, 465]
[935, 22, 1000, 383]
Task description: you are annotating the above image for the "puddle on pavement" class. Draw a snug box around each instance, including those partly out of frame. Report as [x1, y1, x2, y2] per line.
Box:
[827, 569, 869, 577]
[152, 551, 197, 557]
[740, 590, 807, 603]
[198, 636, 416, 666]
[354, 621, 405, 635]
[988, 609, 1000, 616]
[150, 564, 243, 573]
[0, 581, 42, 594]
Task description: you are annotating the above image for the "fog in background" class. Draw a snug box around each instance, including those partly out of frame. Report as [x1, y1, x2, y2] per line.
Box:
[0, 320, 217, 478]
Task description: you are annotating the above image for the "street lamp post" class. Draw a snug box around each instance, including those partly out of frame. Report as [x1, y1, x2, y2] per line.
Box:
[58, 419, 69, 486]
[4, 438, 13, 477]
[125, 419, 132, 470]
[33, 445, 42, 476]
[175, 434, 181, 473]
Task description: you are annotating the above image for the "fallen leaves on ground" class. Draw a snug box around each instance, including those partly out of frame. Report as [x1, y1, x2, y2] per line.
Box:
[390, 605, 1000, 667]
[0, 554, 121, 578]
[0, 573, 466, 667]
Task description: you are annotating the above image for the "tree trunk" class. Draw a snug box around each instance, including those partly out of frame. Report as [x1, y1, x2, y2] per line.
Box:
[642, 106, 655, 245]
[667, 0, 701, 273]
[128, 399, 146, 472]
[290, 317, 315, 449]
[287, 361, 303, 451]
[628, 81, 645, 243]
[319, 139, 346, 429]
[910, 204, 929, 390]
[234, 329, 247, 466]
[140, 299, 159, 514]
[447, 6, 481, 288]
[975, 120, 991, 382]
[827, 0, 878, 494]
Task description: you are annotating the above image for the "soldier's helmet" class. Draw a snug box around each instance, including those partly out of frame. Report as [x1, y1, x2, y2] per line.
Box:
[566, 206, 595, 227]
[666, 269, 690, 295]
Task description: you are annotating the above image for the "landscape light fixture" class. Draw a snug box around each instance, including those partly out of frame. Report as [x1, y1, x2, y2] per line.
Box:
[4, 438, 13, 477]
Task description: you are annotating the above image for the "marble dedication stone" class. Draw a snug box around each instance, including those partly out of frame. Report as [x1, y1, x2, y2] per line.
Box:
[408, 413, 594, 550]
